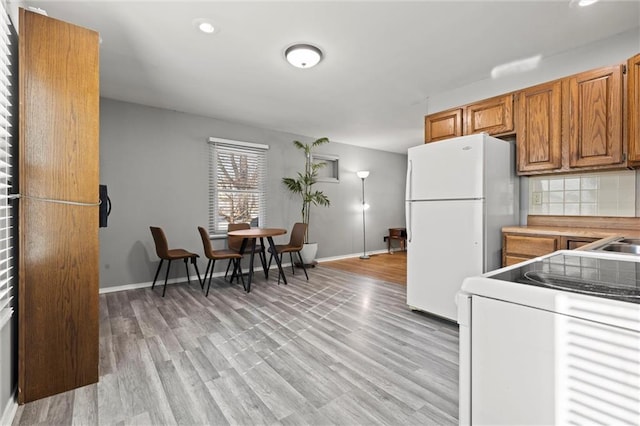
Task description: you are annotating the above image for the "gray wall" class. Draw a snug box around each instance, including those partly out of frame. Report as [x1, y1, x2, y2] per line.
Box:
[99, 98, 407, 289]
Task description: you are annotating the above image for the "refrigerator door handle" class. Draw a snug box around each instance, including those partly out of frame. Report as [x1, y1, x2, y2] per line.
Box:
[405, 159, 412, 201]
[405, 159, 412, 243]
[406, 202, 412, 243]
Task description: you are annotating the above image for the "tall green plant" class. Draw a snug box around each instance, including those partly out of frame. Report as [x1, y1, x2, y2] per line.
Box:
[282, 137, 331, 243]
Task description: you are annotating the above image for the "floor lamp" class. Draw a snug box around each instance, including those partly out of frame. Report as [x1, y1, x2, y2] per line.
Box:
[357, 171, 370, 260]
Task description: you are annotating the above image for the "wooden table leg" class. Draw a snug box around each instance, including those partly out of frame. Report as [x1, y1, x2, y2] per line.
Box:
[246, 238, 257, 292]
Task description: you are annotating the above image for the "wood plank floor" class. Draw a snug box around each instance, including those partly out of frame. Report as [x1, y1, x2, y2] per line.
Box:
[12, 264, 458, 425]
[321, 251, 407, 285]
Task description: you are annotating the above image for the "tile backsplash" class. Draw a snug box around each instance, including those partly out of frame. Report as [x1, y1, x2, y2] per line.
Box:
[528, 170, 636, 217]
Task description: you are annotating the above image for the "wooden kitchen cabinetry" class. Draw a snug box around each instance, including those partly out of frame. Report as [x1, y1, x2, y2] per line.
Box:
[424, 108, 462, 142]
[517, 64, 624, 175]
[516, 80, 563, 173]
[503, 232, 602, 266]
[502, 233, 559, 266]
[424, 94, 514, 143]
[628, 53, 640, 164]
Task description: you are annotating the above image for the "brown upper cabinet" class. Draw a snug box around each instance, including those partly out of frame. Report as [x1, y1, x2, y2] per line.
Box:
[567, 65, 623, 169]
[517, 64, 624, 174]
[516, 80, 563, 173]
[424, 108, 462, 142]
[629, 53, 640, 164]
[464, 94, 514, 135]
[424, 94, 514, 143]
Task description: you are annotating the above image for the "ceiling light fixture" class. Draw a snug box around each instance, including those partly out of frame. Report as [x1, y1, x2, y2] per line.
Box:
[193, 18, 216, 34]
[285, 44, 323, 69]
[569, 0, 600, 7]
[491, 54, 542, 79]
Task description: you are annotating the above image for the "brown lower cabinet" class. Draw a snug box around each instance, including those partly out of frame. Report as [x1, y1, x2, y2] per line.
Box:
[502, 233, 599, 267]
[18, 9, 100, 403]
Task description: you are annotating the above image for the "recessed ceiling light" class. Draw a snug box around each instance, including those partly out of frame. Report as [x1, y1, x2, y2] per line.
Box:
[491, 54, 542, 79]
[193, 18, 216, 35]
[285, 44, 323, 69]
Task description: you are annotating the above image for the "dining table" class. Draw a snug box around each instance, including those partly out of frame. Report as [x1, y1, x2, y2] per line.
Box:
[227, 227, 288, 292]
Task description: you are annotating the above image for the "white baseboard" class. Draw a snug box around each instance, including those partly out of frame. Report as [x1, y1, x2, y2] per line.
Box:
[0, 390, 17, 426]
[316, 249, 389, 263]
[99, 249, 390, 294]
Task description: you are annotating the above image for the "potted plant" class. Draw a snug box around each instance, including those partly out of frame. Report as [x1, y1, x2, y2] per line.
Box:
[282, 137, 331, 265]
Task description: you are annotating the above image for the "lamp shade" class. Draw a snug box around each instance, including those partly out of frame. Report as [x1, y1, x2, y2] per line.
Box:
[285, 44, 322, 69]
[356, 170, 370, 179]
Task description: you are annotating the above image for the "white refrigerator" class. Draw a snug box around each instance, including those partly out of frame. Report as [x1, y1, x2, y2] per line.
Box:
[405, 133, 518, 321]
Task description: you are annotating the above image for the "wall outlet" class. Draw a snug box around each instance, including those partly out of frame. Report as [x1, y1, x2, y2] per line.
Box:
[532, 192, 542, 205]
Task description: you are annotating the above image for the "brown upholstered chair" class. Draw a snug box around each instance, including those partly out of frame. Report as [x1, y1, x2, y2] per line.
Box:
[267, 222, 308, 282]
[197, 227, 245, 295]
[150, 226, 201, 297]
[225, 222, 267, 278]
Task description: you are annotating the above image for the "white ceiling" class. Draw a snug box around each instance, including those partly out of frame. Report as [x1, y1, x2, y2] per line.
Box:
[16, 1, 640, 153]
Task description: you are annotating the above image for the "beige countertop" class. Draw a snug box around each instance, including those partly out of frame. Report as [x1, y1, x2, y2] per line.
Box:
[501, 225, 640, 239]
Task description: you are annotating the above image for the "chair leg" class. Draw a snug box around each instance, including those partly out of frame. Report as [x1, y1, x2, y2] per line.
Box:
[162, 260, 172, 297]
[289, 253, 295, 274]
[151, 259, 164, 289]
[224, 259, 233, 279]
[192, 256, 202, 289]
[297, 251, 308, 280]
[203, 259, 212, 292]
[235, 259, 246, 292]
[203, 259, 211, 289]
[183, 258, 192, 285]
[206, 259, 216, 297]
[267, 252, 273, 271]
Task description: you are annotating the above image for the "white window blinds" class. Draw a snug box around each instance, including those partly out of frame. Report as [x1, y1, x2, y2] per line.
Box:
[0, 1, 13, 329]
[208, 138, 268, 234]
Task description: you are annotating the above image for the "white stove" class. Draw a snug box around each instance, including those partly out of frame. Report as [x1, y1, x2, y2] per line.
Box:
[457, 250, 640, 425]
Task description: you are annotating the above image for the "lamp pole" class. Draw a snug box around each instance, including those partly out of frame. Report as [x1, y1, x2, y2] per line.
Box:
[357, 171, 370, 260]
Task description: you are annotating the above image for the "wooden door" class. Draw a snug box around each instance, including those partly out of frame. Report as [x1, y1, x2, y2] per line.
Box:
[463, 94, 514, 135]
[628, 54, 640, 162]
[18, 9, 99, 403]
[516, 80, 563, 173]
[567, 64, 623, 168]
[424, 108, 462, 142]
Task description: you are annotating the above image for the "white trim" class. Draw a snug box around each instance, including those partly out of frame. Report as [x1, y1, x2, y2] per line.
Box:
[99, 250, 390, 293]
[0, 390, 16, 426]
[316, 249, 389, 263]
[208, 137, 269, 151]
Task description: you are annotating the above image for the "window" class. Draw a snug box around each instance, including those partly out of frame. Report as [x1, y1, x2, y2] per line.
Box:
[208, 137, 268, 234]
[0, 2, 13, 329]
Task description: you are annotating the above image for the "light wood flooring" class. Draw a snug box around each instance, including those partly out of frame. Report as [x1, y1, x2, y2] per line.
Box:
[321, 251, 407, 285]
[12, 263, 458, 425]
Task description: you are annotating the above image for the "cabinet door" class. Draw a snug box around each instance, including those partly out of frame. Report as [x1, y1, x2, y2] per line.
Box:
[424, 108, 462, 143]
[567, 65, 623, 168]
[628, 54, 640, 162]
[516, 80, 563, 173]
[464, 94, 514, 135]
[19, 10, 99, 403]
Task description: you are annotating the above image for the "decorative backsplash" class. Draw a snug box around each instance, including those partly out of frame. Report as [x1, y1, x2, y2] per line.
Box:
[528, 170, 636, 217]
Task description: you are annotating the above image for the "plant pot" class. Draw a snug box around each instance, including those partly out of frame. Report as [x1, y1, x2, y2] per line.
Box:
[299, 243, 318, 265]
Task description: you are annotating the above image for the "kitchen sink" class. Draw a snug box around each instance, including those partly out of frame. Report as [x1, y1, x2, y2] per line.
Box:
[619, 238, 640, 245]
[601, 243, 640, 254]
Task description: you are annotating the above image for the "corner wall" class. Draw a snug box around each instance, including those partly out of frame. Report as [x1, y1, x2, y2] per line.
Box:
[99, 99, 407, 289]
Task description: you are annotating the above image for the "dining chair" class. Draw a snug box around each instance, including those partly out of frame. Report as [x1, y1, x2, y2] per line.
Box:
[225, 222, 267, 278]
[267, 222, 308, 282]
[197, 226, 245, 295]
[149, 226, 201, 297]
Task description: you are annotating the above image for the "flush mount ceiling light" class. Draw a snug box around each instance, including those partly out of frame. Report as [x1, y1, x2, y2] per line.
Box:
[193, 18, 216, 34]
[491, 54, 542, 79]
[285, 44, 323, 69]
[569, 0, 600, 6]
